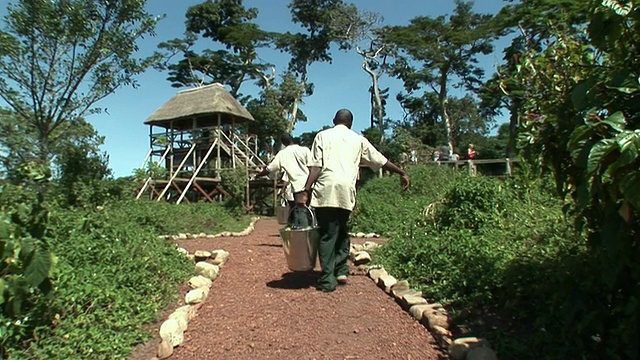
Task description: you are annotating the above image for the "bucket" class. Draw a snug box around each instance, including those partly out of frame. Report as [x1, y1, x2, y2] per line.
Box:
[279, 207, 319, 272]
[275, 198, 290, 225]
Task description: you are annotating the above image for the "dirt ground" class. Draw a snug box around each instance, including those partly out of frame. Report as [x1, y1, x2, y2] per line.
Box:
[128, 219, 444, 360]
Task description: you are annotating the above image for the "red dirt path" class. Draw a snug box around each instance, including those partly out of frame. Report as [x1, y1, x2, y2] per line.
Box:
[128, 219, 444, 360]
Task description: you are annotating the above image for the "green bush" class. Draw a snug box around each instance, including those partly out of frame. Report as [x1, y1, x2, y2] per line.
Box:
[350, 165, 463, 236]
[371, 175, 591, 359]
[0, 193, 252, 359]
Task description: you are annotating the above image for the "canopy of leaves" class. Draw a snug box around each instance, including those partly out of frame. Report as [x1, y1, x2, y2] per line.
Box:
[0, 0, 161, 164]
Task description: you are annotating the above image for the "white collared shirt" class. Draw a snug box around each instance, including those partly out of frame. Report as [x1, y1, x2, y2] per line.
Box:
[308, 124, 388, 211]
[267, 144, 311, 194]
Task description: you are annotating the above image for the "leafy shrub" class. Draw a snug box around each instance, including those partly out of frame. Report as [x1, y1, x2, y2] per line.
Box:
[350, 165, 464, 236]
[0, 194, 252, 359]
[0, 185, 54, 358]
[18, 205, 194, 359]
[372, 175, 591, 359]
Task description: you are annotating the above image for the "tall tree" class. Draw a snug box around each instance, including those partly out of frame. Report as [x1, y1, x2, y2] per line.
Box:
[383, 0, 495, 154]
[0, 108, 108, 185]
[0, 0, 161, 166]
[330, 5, 390, 137]
[480, 0, 591, 157]
[155, 0, 274, 96]
[276, 0, 351, 132]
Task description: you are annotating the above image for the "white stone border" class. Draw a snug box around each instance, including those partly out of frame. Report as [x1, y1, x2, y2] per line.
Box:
[154, 217, 260, 359]
[158, 216, 261, 241]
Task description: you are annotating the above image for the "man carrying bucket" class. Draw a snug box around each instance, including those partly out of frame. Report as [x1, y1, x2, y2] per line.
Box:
[255, 134, 312, 226]
[297, 109, 410, 292]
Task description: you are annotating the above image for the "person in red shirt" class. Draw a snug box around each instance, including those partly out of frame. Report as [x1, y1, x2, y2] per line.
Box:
[467, 144, 476, 160]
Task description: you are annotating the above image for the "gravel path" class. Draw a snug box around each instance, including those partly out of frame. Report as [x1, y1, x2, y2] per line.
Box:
[129, 219, 443, 360]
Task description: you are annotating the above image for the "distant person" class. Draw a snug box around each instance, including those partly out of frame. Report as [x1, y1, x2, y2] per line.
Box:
[297, 109, 410, 292]
[432, 150, 441, 162]
[255, 134, 311, 227]
[410, 149, 417, 164]
[450, 152, 459, 161]
[439, 144, 450, 161]
[467, 144, 476, 160]
[399, 151, 408, 166]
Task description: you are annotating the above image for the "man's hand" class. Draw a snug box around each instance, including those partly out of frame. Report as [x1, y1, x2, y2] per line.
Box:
[294, 190, 309, 207]
[400, 173, 410, 190]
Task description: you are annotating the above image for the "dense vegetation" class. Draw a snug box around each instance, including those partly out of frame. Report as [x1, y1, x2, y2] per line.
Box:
[0, 180, 251, 359]
[1, 0, 638, 359]
[352, 166, 587, 359]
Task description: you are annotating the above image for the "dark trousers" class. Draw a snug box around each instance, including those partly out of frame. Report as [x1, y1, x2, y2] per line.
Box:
[315, 207, 351, 290]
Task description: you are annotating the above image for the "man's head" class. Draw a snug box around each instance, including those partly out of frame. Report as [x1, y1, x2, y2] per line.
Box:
[280, 133, 295, 146]
[332, 109, 353, 128]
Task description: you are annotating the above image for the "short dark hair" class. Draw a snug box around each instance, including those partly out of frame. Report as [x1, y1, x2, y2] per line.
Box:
[280, 133, 295, 146]
[332, 109, 353, 127]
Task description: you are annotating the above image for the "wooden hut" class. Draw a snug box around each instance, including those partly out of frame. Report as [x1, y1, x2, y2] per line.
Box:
[136, 83, 266, 204]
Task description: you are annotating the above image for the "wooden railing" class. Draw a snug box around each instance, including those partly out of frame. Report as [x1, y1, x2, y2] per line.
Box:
[428, 158, 520, 176]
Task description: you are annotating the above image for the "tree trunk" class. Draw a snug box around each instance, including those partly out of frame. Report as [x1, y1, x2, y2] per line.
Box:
[362, 59, 384, 143]
[438, 73, 453, 155]
[286, 72, 307, 133]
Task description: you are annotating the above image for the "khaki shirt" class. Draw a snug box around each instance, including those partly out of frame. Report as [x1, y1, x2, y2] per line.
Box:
[308, 124, 388, 211]
[267, 144, 311, 194]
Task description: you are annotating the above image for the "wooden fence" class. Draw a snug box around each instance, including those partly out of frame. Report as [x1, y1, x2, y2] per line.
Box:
[427, 158, 520, 177]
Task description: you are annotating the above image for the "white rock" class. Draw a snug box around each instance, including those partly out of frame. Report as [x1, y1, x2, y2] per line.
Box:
[157, 340, 173, 359]
[174, 305, 197, 320]
[368, 268, 388, 282]
[185, 287, 209, 304]
[176, 247, 189, 255]
[362, 241, 379, 251]
[159, 318, 184, 347]
[194, 250, 212, 261]
[352, 251, 371, 265]
[377, 274, 397, 292]
[210, 249, 230, 266]
[168, 311, 189, 332]
[177, 233, 187, 239]
[195, 262, 220, 280]
[355, 232, 366, 238]
[188, 275, 212, 289]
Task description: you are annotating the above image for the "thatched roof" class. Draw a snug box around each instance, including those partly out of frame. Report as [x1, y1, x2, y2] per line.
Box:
[144, 83, 254, 130]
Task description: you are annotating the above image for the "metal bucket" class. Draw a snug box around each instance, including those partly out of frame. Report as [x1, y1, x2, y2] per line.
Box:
[279, 207, 319, 272]
[275, 198, 290, 225]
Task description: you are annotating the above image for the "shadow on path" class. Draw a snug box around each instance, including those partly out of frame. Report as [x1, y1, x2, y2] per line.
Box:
[266, 271, 320, 290]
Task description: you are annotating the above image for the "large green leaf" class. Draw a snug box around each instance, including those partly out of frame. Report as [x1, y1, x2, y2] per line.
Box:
[587, 138, 617, 175]
[24, 245, 53, 288]
[571, 79, 594, 110]
[600, 111, 626, 132]
[620, 172, 640, 209]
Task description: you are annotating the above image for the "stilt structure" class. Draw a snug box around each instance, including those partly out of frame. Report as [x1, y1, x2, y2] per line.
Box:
[135, 83, 270, 205]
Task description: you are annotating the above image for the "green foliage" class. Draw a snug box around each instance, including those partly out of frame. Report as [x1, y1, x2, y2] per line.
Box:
[0, 185, 54, 358]
[0, 0, 161, 167]
[384, 0, 496, 149]
[350, 165, 463, 236]
[511, 2, 640, 358]
[20, 203, 194, 359]
[372, 175, 589, 359]
[0, 185, 250, 358]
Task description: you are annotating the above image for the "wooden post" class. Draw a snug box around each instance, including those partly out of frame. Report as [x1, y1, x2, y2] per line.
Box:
[216, 114, 221, 171]
[245, 150, 250, 212]
[169, 122, 174, 177]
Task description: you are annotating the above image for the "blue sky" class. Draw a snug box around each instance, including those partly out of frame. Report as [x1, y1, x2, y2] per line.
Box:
[2, 1, 510, 177]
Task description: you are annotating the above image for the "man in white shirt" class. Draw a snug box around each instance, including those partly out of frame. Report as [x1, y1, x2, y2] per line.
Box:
[255, 134, 311, 225]
[297, 109, 410, 292]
